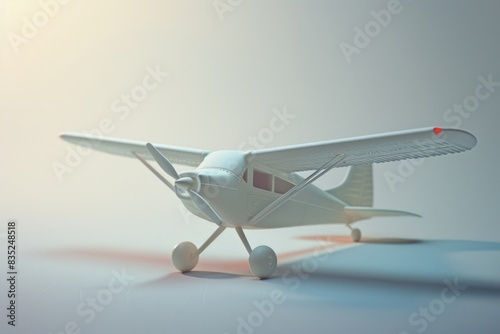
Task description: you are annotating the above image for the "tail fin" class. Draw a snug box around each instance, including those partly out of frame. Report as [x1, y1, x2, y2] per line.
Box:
[328, 164, 420, 221]
[327, 165, 373, 207]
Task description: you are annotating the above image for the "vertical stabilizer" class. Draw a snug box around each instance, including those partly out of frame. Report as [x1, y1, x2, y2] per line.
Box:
[327, 164, 373, 207]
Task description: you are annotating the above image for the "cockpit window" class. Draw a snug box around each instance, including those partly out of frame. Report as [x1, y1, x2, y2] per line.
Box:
[242, 169, 248, 183]
[253, 169, 272, 191]
[274, 176, 294, 194]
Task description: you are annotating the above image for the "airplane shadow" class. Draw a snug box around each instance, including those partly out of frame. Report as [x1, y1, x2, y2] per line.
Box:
[265, 238, 500, 306]
[39, 236, 500, 301]
[148, 237, 500, 303]
[298, 234, 423, 244]
[146, 271, 247, 285]
[362, 237, 423, 244]
[183, 271, 244, 279]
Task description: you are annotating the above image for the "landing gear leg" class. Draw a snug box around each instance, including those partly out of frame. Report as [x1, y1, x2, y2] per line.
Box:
[236, 227, 277, 279]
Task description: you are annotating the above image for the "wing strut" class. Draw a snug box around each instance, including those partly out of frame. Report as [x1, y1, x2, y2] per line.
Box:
[132, 151, 175, 191]
[248, 153, 347, 227]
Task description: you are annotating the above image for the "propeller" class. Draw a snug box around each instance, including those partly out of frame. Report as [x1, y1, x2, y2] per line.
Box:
[175, 177, 193, 191]
[145, 143, 223, 226]
[146, 143, 179, 180]
[188, 190, 223, 226]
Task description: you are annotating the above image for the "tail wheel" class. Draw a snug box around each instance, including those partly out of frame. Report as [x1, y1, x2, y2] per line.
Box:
[351, 228, 361, 242]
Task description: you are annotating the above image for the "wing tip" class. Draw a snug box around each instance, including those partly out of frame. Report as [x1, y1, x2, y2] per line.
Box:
[433, 127, 443, 135]
[58, 132, 71, 140]
[437, 128, 477, 150]
[58, 131, 81, 140]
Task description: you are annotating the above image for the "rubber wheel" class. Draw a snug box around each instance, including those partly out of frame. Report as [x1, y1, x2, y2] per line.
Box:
[249, 245, 277, 279]
[172, 241, 199, 272]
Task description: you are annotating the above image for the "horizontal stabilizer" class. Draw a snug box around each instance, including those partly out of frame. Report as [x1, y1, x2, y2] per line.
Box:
[344, 206, 421, 221]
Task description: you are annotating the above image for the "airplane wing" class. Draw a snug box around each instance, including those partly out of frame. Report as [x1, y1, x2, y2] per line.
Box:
[59, 132, 210, 167]
[246, 127, 477, 172]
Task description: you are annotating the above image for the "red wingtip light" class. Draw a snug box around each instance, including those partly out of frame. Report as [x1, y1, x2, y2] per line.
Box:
[433, 127, 443, 135]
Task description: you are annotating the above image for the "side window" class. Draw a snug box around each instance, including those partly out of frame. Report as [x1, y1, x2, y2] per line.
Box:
[274, 176, 294, 194]
[242, 169, 248, 183]
[253, 169, 272, 191]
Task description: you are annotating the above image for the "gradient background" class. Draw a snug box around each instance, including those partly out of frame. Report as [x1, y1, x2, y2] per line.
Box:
[1, 0, 499, 333]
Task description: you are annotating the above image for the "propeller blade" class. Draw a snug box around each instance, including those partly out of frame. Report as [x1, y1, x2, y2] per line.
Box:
[146, 143, 180, 180]
[189, 190, 223, 226]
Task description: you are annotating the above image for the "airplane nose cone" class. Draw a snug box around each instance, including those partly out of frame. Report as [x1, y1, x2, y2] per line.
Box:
[175, 177, 193, 191]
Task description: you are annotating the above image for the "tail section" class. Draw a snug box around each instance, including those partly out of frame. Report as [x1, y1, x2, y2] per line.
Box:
[327, 165, 373, 207]
[328, 164, 419, 222]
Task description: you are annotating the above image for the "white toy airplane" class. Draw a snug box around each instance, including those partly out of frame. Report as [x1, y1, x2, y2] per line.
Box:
[60, 127, 476, 278]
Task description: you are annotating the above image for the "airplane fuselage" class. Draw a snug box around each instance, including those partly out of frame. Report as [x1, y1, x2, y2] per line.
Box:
[178, 150, 351, 229]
